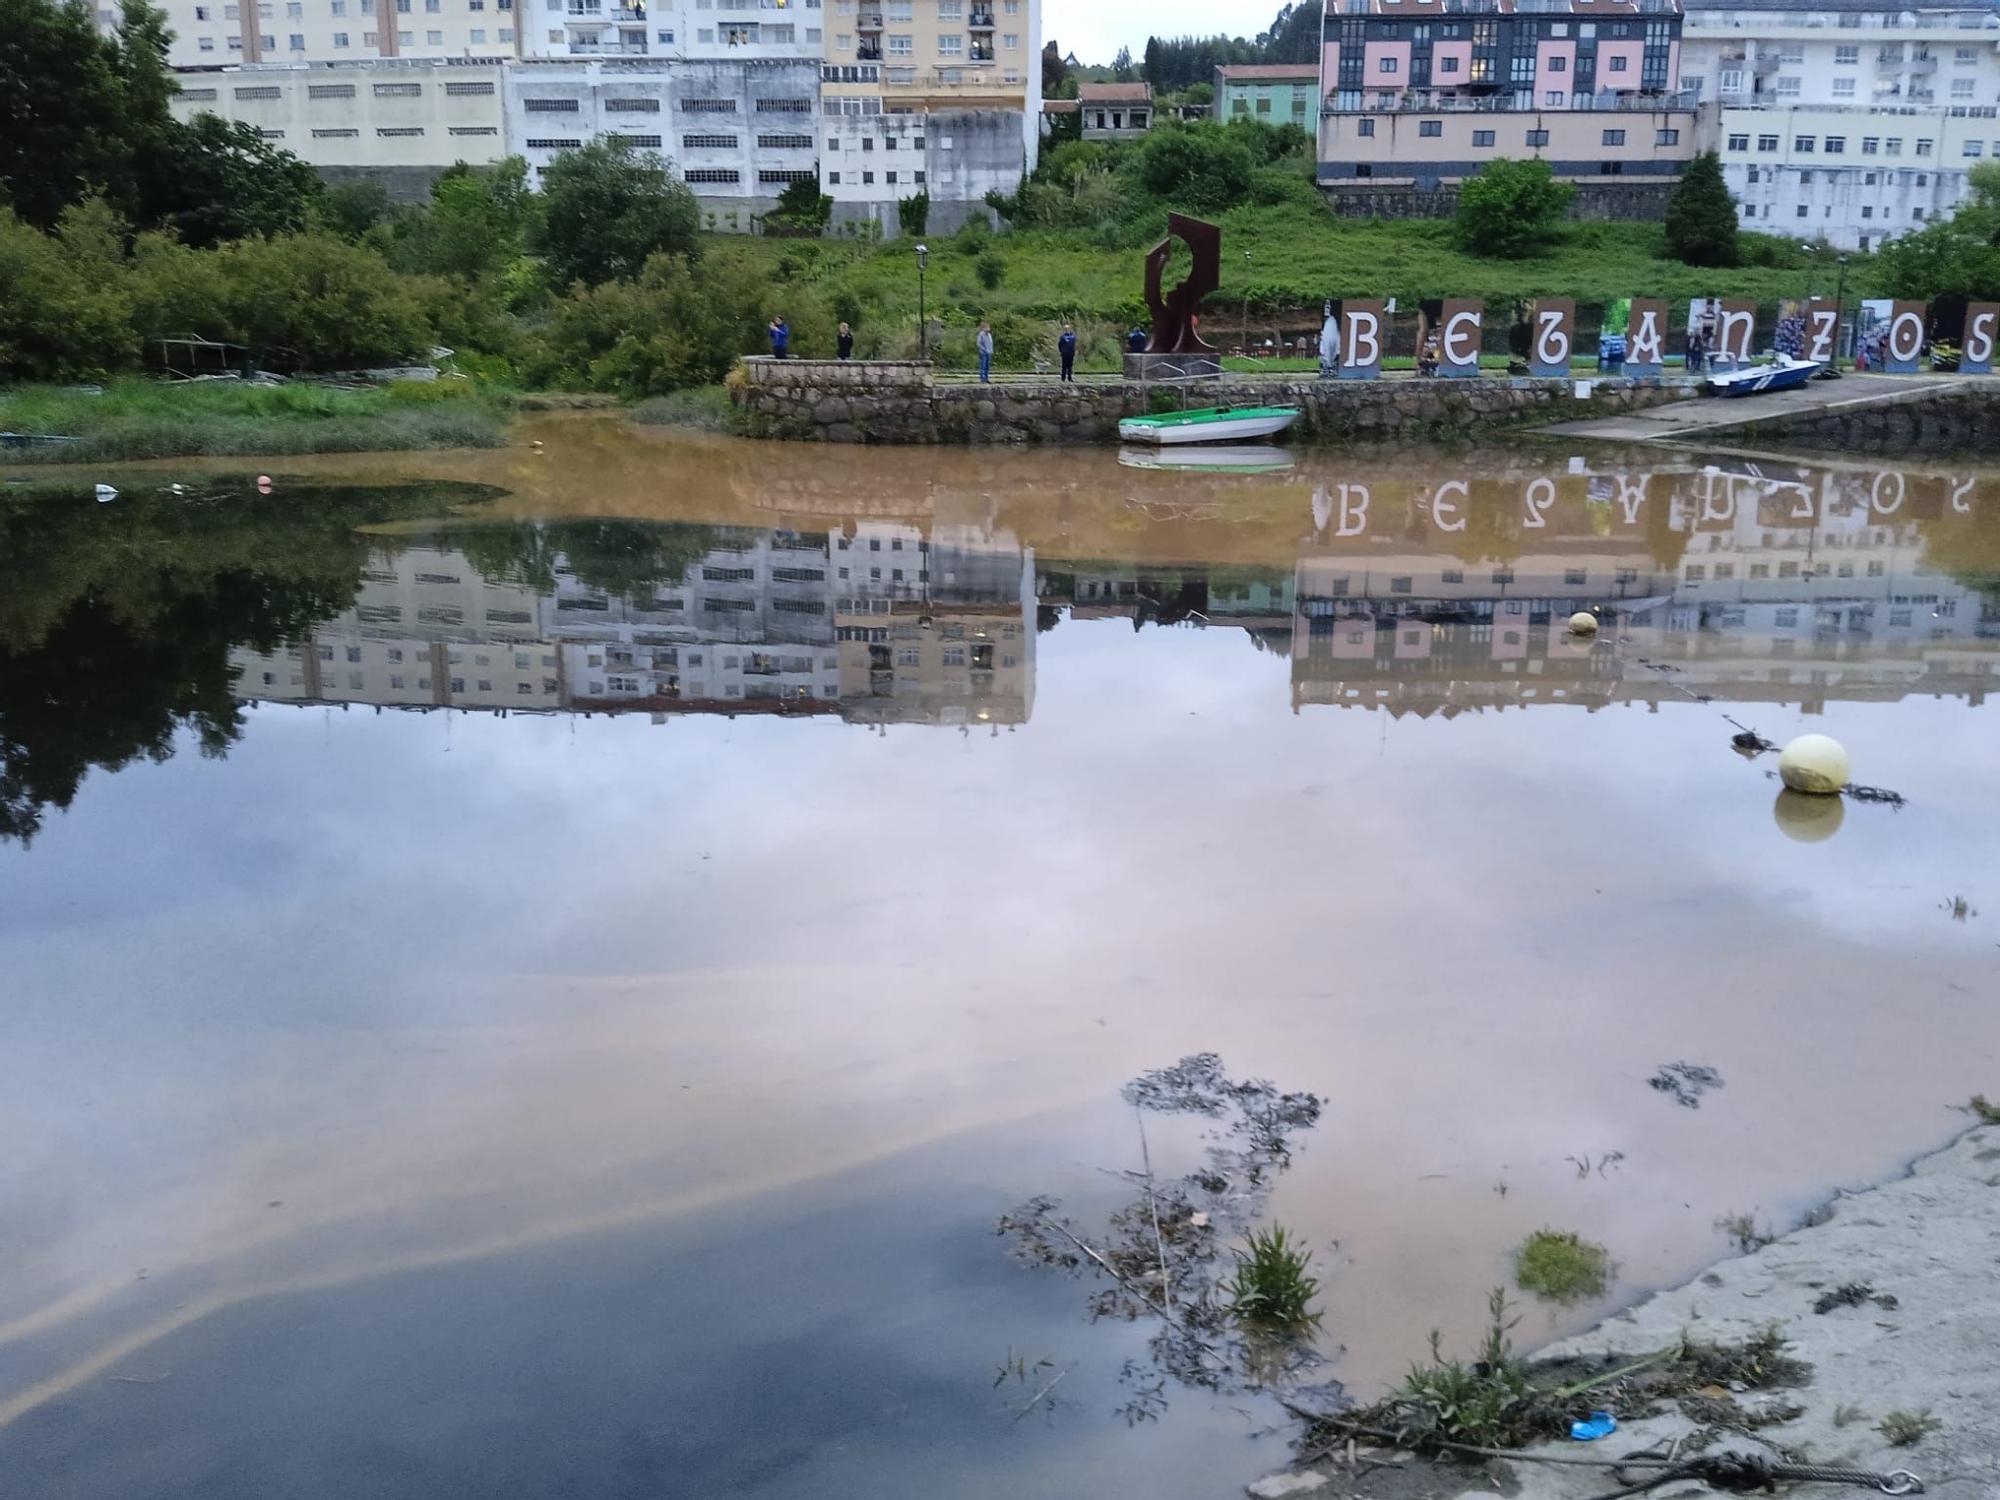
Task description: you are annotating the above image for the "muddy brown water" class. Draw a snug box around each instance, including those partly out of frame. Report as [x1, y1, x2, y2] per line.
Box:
[2, 422, 1997, 1498]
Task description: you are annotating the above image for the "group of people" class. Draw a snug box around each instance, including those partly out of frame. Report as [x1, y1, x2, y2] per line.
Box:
[763, 313, 1085, 383]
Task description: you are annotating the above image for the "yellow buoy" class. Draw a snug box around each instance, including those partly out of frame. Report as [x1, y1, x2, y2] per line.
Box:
[1568, 611, 1599, 636]
[1778, 734, 1851, 795]
[1773, 788, 1845, 843]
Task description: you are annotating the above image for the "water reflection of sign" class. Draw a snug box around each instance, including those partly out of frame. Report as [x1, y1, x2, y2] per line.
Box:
[1805, 298, 1839, 363]
[1439, 298, 1482, 379]
[1626, 298, 1666, 378]
[1530, 299, 1575, 378]
[1716, 299, 1757, 365]
[1963, 302, 1999, 374]
[1885, 301, 1926, 373]
[1338, 299, 1385, 380]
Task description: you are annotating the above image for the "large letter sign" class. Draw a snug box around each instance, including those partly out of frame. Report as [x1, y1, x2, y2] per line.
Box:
[1625, 299, 1667, 379]
[1962, 302, 1998, 374]
[1884, 300, 1926, 373]
[1438, 298, 1483, 379]
[1529, 298, 1575, 378]
[1339, 298, 1385, 380]
[1805, 298, 1840, 364]
[1715, 299, 1757, 366]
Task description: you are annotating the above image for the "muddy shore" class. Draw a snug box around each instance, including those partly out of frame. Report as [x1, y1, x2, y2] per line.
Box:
[1251, 1123, 2000, 1500]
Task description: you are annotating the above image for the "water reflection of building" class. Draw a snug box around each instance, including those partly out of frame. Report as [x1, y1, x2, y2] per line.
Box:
[229, 522, 1038, 727]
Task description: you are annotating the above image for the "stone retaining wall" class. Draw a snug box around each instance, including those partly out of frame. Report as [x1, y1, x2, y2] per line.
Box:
[1700, 381, 2000, 452]
[730, 358, 1699, 445]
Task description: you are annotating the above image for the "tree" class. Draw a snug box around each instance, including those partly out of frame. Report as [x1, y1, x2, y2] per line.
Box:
[521, 251, 768, 396]
[319, 179, 397, 241]
[0, 0, 134, 226]
[0, 206, 137, 380]
[536, 139, 701, 287]
[1041, 40, 1069, 98]
[1664, 152, 1739, 269]
[1134, 124, 1256, 210]
[138, 114, 323, 247]
[1875, 161, 2000, 300]
[1112, 45, 1135, 81]
[1454, 158, 1574, 258]
[391, 157, 538, 280]
[766, 174, 832, 235]
[898, 189, 930, 237]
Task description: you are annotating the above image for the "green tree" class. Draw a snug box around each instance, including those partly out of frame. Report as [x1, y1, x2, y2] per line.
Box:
[0, 206, 136, 379]
[318, 178, 397, 241]
[396, 158, 538, 281]
[1454, 158, 1574, 258]
[1876, 161, 2000, 299]
[898, 189, 931, 237]
[1112, 45, 1136, 81]
[1041, 39, 1069, 98]
[140, 114, 323, 247]
[975, 245, 1004, 289]
[767, 174, 832, 235]
[0, 0, 133, 225]
[1134, 124, 1256, 210]
[536, 139, 701, 287]
[1663, 152, 1739, 269]
[521, 251, 767, 396]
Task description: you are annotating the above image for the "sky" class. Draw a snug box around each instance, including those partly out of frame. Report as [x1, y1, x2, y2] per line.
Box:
[1051, 0, 1261, 65]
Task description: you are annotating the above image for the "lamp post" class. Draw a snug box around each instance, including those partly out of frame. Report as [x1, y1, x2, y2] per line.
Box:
[1242, 249, 1252, 356]
[1833, 252, 1849, 365]
[916, 241, 929, 360]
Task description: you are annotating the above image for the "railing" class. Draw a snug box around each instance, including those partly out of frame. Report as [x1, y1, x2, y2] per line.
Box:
[857, 44, 882, 59]
[855, 9, 882, 25]
[968, 8, 995, 26]
[1324, 87, 1698, 113]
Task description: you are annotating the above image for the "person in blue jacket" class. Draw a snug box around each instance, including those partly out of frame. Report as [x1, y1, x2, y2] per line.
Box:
[769, 316, 789, 358]
[1128, 326, 1148, 354]
[1058, 323, 1078, 381]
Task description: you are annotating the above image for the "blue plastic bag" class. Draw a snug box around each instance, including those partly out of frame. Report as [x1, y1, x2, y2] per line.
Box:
[1571, 1411, 1617, 1442]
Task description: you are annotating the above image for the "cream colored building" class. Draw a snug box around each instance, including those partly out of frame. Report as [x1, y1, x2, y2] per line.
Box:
[122, 0, 514, 67]
[819, 0, 1040, 165]
[170, 59, 510, 172]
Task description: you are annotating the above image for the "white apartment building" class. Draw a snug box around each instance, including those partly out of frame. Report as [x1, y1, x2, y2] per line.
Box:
[169, 59, 510, 181]
[503, 57, 820, 219]
[820, 106, 1026, 232]
[1680, 0, 2000, 247]
[112, 0, 516, 67]
[536, 0, 826, 61]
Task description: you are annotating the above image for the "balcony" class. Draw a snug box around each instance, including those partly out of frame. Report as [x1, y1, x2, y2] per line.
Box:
[1324, 86, 1698, 113]
[1909, 53, 1939, 73]
[969, 42, 994, 61]
[855, 9, 882, 27]
[968, 8, 995, 26]
[857, 43, 882, 58]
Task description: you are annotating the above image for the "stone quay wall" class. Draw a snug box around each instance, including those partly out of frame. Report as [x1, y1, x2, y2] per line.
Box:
[1701, 381, 2000, 453]
[730, 359, 1698, 445]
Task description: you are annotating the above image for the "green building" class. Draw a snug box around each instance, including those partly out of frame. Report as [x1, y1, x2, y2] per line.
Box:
[1214, 64, 1319, 128]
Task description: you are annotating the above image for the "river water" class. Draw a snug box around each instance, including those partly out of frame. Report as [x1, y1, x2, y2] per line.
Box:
[3, 421, 1997, 1499]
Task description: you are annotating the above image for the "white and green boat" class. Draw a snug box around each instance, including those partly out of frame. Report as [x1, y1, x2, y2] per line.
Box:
[1118, 445, 1294, 474]
[1116, 404, 1300, 446]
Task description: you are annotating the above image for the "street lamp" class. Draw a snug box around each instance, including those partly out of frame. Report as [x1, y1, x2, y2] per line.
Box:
[915, 242, 929, 360]
[1242, 249, 1252, 356]
[1833, 253, 1850, 365]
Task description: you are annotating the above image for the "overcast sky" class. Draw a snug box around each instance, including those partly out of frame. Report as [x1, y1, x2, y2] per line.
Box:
[1050, 0, 1261, 65]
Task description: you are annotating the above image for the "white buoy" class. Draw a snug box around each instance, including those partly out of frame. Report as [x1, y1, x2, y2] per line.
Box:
[1568, 610, 1599, 636]
[1778, 733, 1850, 795]
[1774, 788, 1845, 843]
[94, 483, 117, 502]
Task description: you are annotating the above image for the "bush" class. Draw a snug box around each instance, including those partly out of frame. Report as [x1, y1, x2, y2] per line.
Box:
[1134, 124, 1256, 211]
[0, 206, 136, 380]
[1224, 1224, 1321, 1332]
[1514, 1229, 1612, 1303]
[1455, 159, 1574, 258]
[521, 252, 767, 396]
[897, 189, 930, 238]
[974, 247, 1005, 290]
[537, 139, 701, 288]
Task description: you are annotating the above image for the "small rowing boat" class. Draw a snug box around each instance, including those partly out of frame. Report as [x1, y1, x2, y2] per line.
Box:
[1709, 356, 1822, 397]
[1117, 444, 1294, 474]
[1116, 405, 1300, 445]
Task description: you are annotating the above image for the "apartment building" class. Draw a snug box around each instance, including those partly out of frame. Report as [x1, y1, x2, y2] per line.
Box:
[1215, 63, 1320, 127]
[169, 59, 510, 184]
[819, 0, 1041, 165]
[1315, 0, 1699, 193]
[503, 57, 819, 219]
[1680, 0, 2000, 248]
[820, 107, 1026, 231]
[115, 0, 515, 67]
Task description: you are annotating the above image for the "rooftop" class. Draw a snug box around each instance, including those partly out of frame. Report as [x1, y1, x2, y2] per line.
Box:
[1684, 0, 1998, 9]
[1332, 0, 1682, 13]
[1215, 63, 1322, 80]
[1079, 82, 1152, 101]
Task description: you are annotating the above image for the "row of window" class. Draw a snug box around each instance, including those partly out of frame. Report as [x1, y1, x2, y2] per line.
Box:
[826, 168, 925, 184]
[1354, 119, 1678, 147]
[1685, 560, 1889, 581]
[837, 31, 1020, 51]
[192, 0, 511, 16]
[307, 124, 496, 134]
[184, 27, 511, 46]
[1372, 51, 1640, 77]
[1742, 202, 1926, 222]
[1744, 166, 1933, 188]
[1728, 131, 1939, 157]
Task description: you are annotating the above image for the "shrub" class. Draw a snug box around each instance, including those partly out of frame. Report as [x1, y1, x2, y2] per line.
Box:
[1455, 159, 1574, 258]
[1665, 153, 1740, 269]
[1134, 124, 1256, 211]
[0, 207, 136, 380]
[897, 189, 930, 238]
[521, 252, 766, 396]
[1224, 1224, 1321, 1332]
[537, 139, 701, 288]
[1515, 1229, 1612, 1303]
[974, 247, 1005, 290]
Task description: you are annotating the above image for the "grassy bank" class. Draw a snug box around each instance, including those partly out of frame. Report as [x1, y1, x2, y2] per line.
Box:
[0, 378, 512, 464]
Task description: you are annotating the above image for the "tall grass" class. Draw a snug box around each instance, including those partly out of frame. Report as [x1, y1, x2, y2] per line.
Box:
[0, 378, 511, 463]
[1225, 1224, 1322, 1333]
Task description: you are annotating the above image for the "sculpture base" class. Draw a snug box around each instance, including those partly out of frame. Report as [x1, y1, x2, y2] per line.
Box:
[1123, 352, 1223, 381]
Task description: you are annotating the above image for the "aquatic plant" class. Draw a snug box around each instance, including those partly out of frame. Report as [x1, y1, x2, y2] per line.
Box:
[1967, 1094, 2000, 1125]
[1878, 1409, 1942, 1447]
[1715, 1212, 1774, 1254]
[1225, 1225, 1321, 1333]
[1374, 1290, 1547, 1450]
[1514, 1229, 1612, 1304]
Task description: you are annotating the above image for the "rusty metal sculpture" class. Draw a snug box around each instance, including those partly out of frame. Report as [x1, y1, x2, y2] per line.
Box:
[1142, 213, 1221, 355]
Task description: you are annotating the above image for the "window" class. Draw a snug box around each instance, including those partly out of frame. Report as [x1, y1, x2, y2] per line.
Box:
[1439, 54, 1459, 72]
[1356, 117, 1374, 137]
[1603, 128, 1626, 145]
[1719, 68, 1745, 93]
[755, 97, 811, 112]
[524, 137, 582, 148]
[682, 132, 737, 147]
[1796, 204, 1809, 218]
[1609, 54, 1627, 71]
[1918, 137, 1934, 155]
[1526, 128, 1549, 146]
[444, 79, 493, 94]
[1862, 136, 1879, 155]
[1825, 136, 1845, 154]
[1833, 77, 1855, 97]
[1835, 43, 1858, 64]
[1473, 128, 1495, 146]
[1419, 119, 1442, 137]
[604, 96, 659, 111]
[1862, 205, 1874, 218]
[1379, 55, 1398, 72]
[758, 132, 813, 147]
[685, 167, 741, 183]
[937, 33, 961, 53]
[374, 81, 422, 96]
[1547, 55, 1566, 72]
[1656, 127, 1679, 145]
[309, 82, 355, 97]
[1794, 135, 1814, 153]
[683, 97, 738, 112]
[424, 28, 441, 42]
[234, 84, 283, 99]
[1953, 77, 1976, 98]
[377, 126, 424, 136]
[607, 133, 662, 148]
[1957, 45, 1977, 63]
[312, 126, 358, 137]
[450, 125, 497, 136]
[1886, 137, 1902, 154]
[1727, 132, 1749, 151]
[1969, 140, 1986, 157]
[827, 170, 840, 184]
[1758, 133, 1778, 151]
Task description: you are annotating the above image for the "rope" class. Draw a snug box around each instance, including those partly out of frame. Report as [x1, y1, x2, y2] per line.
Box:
[1580, 1454, 1925, 1500]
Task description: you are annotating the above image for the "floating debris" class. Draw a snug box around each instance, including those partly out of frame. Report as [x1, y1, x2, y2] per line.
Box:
[1812, 1282, 1898, 1315]
[1846, 783, 1907, 807]
[1649, 1062, 1724, 1109]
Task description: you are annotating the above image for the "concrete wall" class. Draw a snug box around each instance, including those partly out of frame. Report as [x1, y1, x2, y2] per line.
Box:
[1322, 179, 1678, 220]
[730, 359, 1699, 445]
[1697, 382, 2000, 453]
[823, 108, 1022, 239]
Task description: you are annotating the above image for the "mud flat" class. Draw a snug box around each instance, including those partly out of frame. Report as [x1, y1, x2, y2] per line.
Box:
[1256, 1123, 2000, 1500]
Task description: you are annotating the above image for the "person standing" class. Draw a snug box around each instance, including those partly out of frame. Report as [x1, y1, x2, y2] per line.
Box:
[1057, 323, 1077, 382]
[837, 322, 855, 360]
[769, 316, 789, 359]
[977, 321, 995, 384]
[1128, 326, 1148, 354]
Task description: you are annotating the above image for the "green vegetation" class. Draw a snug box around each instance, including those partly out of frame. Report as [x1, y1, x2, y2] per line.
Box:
[1456, 159, 1575, 259]
[1969, 1094, 2000, 1124]
[1224, 1224, 1321, 1333]
[628, 384, 739, 433]
[1878, 161, 2000, 301]
[1878, 1409, 1942, 1447]
[0, 378, 509, 462]
[1715, 1212, 1775, 1254]
[1514, 1229, 1613, 1303]
[1376, 1290, 1542, 1449]
[536, 139, 700, 288]
[1667, 153, 1742, 270]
